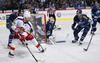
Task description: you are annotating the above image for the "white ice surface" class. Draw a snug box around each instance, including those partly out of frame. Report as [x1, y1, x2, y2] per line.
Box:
[0, 20, 100, 63]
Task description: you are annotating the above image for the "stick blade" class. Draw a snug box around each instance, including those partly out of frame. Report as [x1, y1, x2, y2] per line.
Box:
[38, 59, 46, 63]
[83, 48, 87, 51]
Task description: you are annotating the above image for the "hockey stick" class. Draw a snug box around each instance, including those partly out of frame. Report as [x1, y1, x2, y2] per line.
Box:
[83, 33, 94, 51]
[49, 39, 55, 45]
[25, 43, 38, 62]
[18, 34, 45, 63]
[48, 35, 56, 45]
[25, 43, 45, 63]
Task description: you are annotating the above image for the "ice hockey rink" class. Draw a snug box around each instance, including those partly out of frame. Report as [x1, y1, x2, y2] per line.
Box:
[0, 20, 100, 63]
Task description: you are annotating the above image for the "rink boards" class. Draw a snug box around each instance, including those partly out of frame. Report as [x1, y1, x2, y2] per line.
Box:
[0, 9, 92, 26]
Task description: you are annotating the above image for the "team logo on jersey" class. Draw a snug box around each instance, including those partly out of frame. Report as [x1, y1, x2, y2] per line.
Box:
[57, 12, 61, 17]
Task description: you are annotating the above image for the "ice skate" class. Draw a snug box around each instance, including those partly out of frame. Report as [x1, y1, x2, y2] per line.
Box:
[7, 43, 11, 49]
[79, 41, 83, 45]
[72, 40, 77, 43]
[40, 48, 46, 53]
[8, 52, 14, 58]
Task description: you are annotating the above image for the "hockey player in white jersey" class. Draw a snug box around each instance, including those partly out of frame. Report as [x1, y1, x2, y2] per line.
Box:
[8, 11, 45, 57]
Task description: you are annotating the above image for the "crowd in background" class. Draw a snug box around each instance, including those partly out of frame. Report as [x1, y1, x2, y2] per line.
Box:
[0, 0, 100, 12]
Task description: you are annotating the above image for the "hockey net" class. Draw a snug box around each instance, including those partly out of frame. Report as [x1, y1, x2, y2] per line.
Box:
[30, 14, 47, 43]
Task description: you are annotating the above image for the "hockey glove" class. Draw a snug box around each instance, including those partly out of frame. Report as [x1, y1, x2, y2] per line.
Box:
[20, 35, 26, 42]
[72, 24, 75, 30]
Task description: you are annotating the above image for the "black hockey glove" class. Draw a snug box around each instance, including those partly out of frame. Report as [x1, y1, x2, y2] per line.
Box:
[72, 24, 75, 30]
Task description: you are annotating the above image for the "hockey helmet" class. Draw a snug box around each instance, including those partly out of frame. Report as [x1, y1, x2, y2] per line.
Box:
[76, 9, 82, 14]
[18, 9, 24, 16]
[23, 11, 31, 18]
[95, 2, 99, 4]
[95, 2, 99, 7]
[50, 17, 54, 22]
[23, 11, 31, 23]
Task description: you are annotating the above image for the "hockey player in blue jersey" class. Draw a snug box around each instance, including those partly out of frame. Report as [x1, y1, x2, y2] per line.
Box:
[6, 11, 23, 48]
[72, 9, 93, 45]
[91, 2, 100, 34]
[46, 17, 54, 38]
[6, 13, 18, 48]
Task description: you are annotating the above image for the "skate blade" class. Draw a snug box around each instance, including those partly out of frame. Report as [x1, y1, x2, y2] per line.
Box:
[8, 54, 14, 58]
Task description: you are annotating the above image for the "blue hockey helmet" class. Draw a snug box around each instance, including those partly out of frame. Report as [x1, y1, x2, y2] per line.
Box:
[18, 9, 24, 16]
[76, 9, 82, 14]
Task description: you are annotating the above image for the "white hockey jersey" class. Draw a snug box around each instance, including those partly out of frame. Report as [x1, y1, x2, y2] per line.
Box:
[11, 16, 28, 37]
[24, 21, 33, 33]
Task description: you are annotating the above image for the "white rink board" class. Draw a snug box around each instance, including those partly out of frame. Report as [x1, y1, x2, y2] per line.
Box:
[39, 9, 91, 20]
[0, 9, 91, 23]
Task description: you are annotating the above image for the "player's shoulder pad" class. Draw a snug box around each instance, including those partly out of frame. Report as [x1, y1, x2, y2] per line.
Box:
[82, 14, 88, 17]
[17, 16, 23, 20]
[82, 14, 89, 19]
[10, 13, 17, 17]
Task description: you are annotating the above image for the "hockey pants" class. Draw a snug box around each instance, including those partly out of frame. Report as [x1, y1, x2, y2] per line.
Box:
[73, 25, 90, 41]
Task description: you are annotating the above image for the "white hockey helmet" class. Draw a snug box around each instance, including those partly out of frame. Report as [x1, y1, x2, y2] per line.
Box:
[49, 17, 54, 23]
[23, 11, 31, 18]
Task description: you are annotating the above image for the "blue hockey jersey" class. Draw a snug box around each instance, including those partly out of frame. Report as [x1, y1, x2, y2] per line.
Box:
[92, 5, 100, 18]
[72, 14, 91, 28]
[46, 21, 54, 37]
[6, 13, 18, 29]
